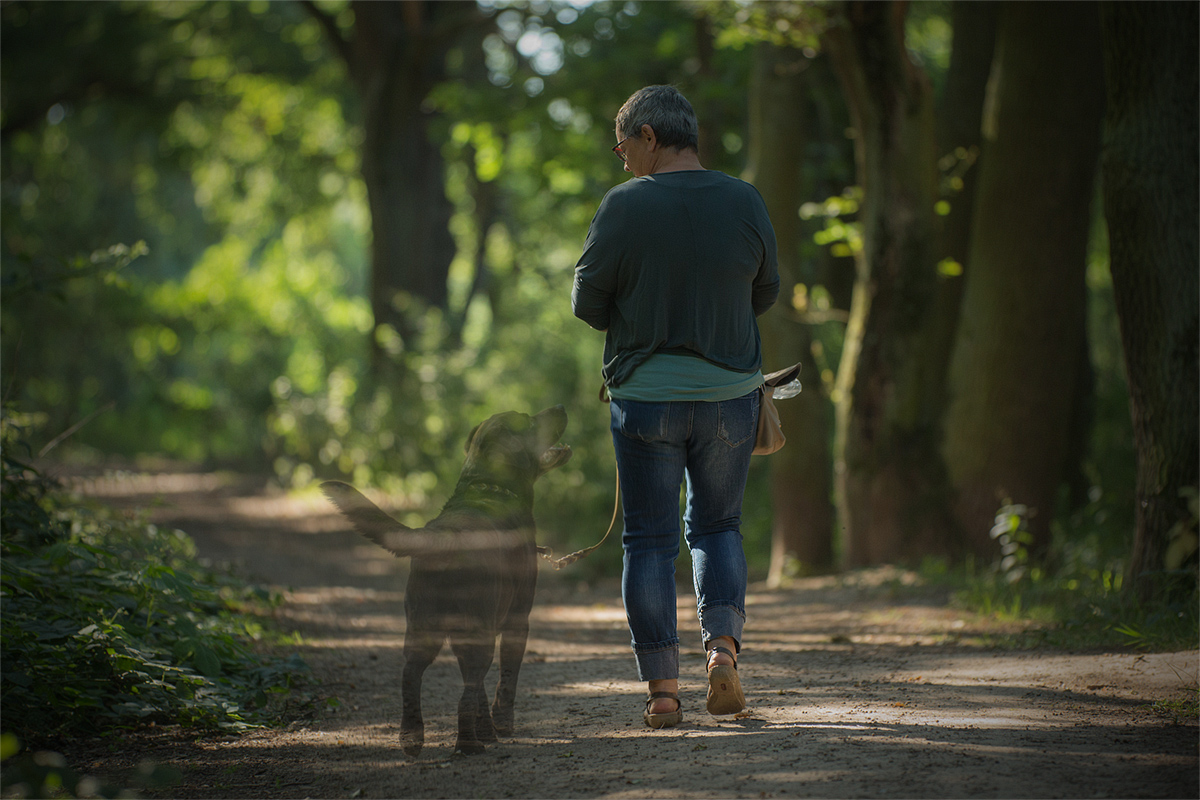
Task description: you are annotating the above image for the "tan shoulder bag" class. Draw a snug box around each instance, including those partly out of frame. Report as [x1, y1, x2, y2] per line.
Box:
[753, 363, 802, 456]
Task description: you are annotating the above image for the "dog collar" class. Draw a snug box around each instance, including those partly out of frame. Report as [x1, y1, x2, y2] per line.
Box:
[475, 483, 521, 501]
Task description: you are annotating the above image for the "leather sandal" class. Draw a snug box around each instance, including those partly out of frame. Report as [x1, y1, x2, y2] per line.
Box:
[705, 646, 746, 715]
[643, 691, 683, 729]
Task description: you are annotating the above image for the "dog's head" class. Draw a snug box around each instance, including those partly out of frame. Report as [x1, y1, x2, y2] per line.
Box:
[462, 406, 572, 487]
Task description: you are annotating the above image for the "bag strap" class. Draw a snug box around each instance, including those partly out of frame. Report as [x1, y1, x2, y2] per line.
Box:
[763, 362, 802, 388]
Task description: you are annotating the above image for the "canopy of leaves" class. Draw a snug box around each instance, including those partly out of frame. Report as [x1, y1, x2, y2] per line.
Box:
[0, 0, 1145, 587]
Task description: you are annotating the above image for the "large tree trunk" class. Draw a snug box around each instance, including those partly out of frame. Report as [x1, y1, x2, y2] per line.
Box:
[941, 2, 1105, 558]
[307, 1, 482, 364]
[353, 1, 468, 357]
[823, 1, 958, 566]
[744, 43, 836, 583]
[925, 1, 998, 418]
[1099, 2, 1200, 603]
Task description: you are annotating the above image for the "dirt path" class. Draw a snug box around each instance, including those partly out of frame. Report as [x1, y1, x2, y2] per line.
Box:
[62, 468, 1198, 799]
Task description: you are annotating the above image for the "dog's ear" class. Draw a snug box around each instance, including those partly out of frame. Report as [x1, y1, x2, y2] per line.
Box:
[464, 421, 483, 454]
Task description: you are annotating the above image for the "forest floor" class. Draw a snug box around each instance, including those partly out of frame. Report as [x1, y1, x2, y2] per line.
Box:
[54, 466, 1199, 800]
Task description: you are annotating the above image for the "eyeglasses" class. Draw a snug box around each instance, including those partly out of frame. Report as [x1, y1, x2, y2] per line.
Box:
[612, 135, 635, 162]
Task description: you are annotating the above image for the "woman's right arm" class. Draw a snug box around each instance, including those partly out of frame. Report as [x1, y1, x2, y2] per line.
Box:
[571, 194, 622, 331]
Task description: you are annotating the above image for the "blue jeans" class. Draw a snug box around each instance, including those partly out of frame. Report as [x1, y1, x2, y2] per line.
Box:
[609, 391, 758, 681]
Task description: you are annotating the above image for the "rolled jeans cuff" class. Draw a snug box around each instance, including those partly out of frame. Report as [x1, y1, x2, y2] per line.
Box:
[699, 603, 745, 652]
[632, 639, 679, 682]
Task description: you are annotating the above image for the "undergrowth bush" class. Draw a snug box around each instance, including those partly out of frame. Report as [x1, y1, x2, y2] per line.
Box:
[0, 411, 312, 748]
[919, 503, 1199, 652]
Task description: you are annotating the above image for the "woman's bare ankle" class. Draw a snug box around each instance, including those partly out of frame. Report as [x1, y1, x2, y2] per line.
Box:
[706, 637, 738, 669]
[647, 678, 679, 713]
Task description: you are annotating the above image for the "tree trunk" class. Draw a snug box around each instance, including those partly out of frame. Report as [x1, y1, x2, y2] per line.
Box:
[1099, 2, 1200, 603]
[942, 1, 1105, 558]
[692, 13, 724, 172]
[823, 1, 958, 566]
[744, 43, 836, 583]
[306, 1, 481, 364]
[925, 1, 998, 419]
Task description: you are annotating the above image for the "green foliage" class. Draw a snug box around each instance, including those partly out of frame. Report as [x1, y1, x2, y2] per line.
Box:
[0, 414, 311, 745]
[921, 502, 1199, 652]
[1149, 693, 1200, 725]
[0, 731, 182, 800]
[0, 0, 772, 568]
[904, 1, 954, 94]
[801, 186, 863, 259]
[2, 0, 361, 461]
[0, 0, 1154, 596]
[989, 502, 1034, 584]
[707, 0, 828, 51]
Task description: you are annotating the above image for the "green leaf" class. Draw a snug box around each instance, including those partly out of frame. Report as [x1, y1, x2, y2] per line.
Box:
[192, 645, 222, 678]
[937, 258, 963, 277]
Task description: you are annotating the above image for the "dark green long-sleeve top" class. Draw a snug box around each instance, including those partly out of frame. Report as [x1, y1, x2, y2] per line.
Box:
[571, 170, 780, 389]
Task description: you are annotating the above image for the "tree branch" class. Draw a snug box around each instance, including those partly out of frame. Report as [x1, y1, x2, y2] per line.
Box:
[297, 0, 353, 68]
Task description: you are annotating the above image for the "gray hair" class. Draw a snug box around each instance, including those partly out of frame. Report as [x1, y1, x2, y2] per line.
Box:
[615, 85, 699, 152]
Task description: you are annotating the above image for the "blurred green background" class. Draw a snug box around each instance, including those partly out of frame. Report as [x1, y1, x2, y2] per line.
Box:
[1, 0, 1191, 599]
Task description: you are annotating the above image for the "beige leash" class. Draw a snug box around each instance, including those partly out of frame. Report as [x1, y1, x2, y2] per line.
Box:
[539, 465, 620, 570]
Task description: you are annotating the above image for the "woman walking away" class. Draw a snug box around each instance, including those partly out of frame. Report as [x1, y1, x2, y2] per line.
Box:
[571, 85, 779, 728]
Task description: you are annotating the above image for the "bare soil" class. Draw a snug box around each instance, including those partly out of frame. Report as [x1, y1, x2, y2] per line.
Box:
[56, 467, 1199, 799]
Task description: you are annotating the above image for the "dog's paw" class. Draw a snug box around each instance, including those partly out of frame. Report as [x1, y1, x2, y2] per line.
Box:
[400, 726, 424, 758]
[491, 705, 514, 738]
[454, 739, 487, 756]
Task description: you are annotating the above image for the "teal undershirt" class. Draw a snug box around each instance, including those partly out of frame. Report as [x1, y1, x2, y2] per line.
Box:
[607, 353, 763, 402]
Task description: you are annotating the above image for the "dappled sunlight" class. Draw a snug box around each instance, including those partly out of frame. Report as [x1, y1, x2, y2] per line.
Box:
[768, 721, 885, 731]
[226, 493, 350, 521]
[283, 586, 405, 606]
[532, 602, 626, 625]
[775, 692, 1073, 729]
[525, 639, 622, 659]
[63, 471, 233, 497]
[533, 679, 643, 698]
[294, 636, 404, 650]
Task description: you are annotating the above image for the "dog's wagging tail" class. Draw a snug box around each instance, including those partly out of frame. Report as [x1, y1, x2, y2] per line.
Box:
[319, 481, 532, 557]
[318, 406, 571, 756]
